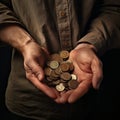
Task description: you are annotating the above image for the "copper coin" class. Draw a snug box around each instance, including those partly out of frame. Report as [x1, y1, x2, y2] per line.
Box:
[52, 79, 61, 85]
[68, 80, 79, 89]
[60, 62, 70, 72]
[60, 72, 71, 81]
[54, 67, 62, 75]
[50, 53, 63, 62]
[50, 70, 59, 78]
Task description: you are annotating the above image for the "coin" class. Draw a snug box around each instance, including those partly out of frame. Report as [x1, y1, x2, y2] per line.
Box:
[52, 79, 61, 85]
[56, 83, 65, 92]
[60, 72, 71, 81]
[60, 62, 70, 72]
[68, 80, 79, 89]
[50, 70, 59, 78]
[50, 53, 63, 62]
[71, 74, 77, 80]
[44, 50, 80, 92]
[54, 67, 62, 75]
[49, 60, 59, 69]
[60, 50, 69, 60]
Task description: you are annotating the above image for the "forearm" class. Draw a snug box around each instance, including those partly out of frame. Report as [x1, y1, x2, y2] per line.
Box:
[0, 2, 32, 53]
[77, 1, 120, 55]
[0, 24, 33, 53]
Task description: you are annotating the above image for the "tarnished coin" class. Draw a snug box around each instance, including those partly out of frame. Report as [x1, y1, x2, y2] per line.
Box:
[47, 76, 58, 81]
[50, 53, 63, 62]
[50, 70, 59, 78]
[54, 67, 62, 75]
[52, 79, 61, 85]
[68, 80, 79, 89]
[56, 83, 65, 92]
[44, 50, 79, 92]
[46, 77, 53, 82]
[60, 72, 71, 81]
[60, 50, 69, 60]
[49, 60, 59, 69]
[60, 62, 70, 72]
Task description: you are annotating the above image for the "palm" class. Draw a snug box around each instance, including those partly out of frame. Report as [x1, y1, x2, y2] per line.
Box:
[55, 46, 103, 103]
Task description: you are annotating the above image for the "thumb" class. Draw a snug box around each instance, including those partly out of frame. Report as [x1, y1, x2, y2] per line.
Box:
[92, 60, 103, 89]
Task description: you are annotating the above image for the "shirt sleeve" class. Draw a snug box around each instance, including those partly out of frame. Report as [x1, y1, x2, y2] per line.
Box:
[77, 0, 120, 55]
[0, 2, 24, 47]
[0, 2, 22, 26]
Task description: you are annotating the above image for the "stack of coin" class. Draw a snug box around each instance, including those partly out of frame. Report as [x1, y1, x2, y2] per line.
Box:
[43, 50, 79, 92]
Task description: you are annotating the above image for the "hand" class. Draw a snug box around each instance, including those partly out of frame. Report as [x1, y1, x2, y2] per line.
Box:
[55, 43, 103, 103]
[22, 41, 60, 99]
[0, 25, 60, 100]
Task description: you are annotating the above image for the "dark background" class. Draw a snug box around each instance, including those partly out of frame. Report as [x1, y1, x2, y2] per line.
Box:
[0, 44, 120, 120]
[0, 44, 12, 119]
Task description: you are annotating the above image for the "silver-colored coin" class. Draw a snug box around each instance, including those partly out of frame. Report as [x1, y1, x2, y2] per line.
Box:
[49, 60, 59, 69]
[56, 83, 65, 92]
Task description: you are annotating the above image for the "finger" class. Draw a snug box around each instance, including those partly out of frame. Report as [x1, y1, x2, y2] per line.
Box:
[26, 71, 59, 99]
[25, 61, 45, 81]
[68, 81, 91, 103]
[34, 65, 44, 81]
[55, 90, 72, 104]
[91, 59, 103, 89]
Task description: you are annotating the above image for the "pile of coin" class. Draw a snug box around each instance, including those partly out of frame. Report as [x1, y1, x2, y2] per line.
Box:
[43, 50, 79, 92]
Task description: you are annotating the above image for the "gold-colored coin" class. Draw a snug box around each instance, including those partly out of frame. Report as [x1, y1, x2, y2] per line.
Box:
[49, 60, 59, 69]
[60, 50, 69, 60]
[44, 50, 78, 92]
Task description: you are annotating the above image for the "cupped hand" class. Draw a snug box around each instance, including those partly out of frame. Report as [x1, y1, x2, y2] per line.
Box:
[55, 44, 103, 104]
[22, 41, 60, 99]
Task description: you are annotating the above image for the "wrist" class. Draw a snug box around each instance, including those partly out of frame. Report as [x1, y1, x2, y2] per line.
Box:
[0, 24, 34, 52]
[18, 37, 34, 53]
[75, 42, 97, 53]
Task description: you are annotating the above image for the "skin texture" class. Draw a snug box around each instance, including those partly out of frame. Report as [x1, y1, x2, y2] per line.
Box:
[0, 25, 103, 104]
[55, 44, 103, 103]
